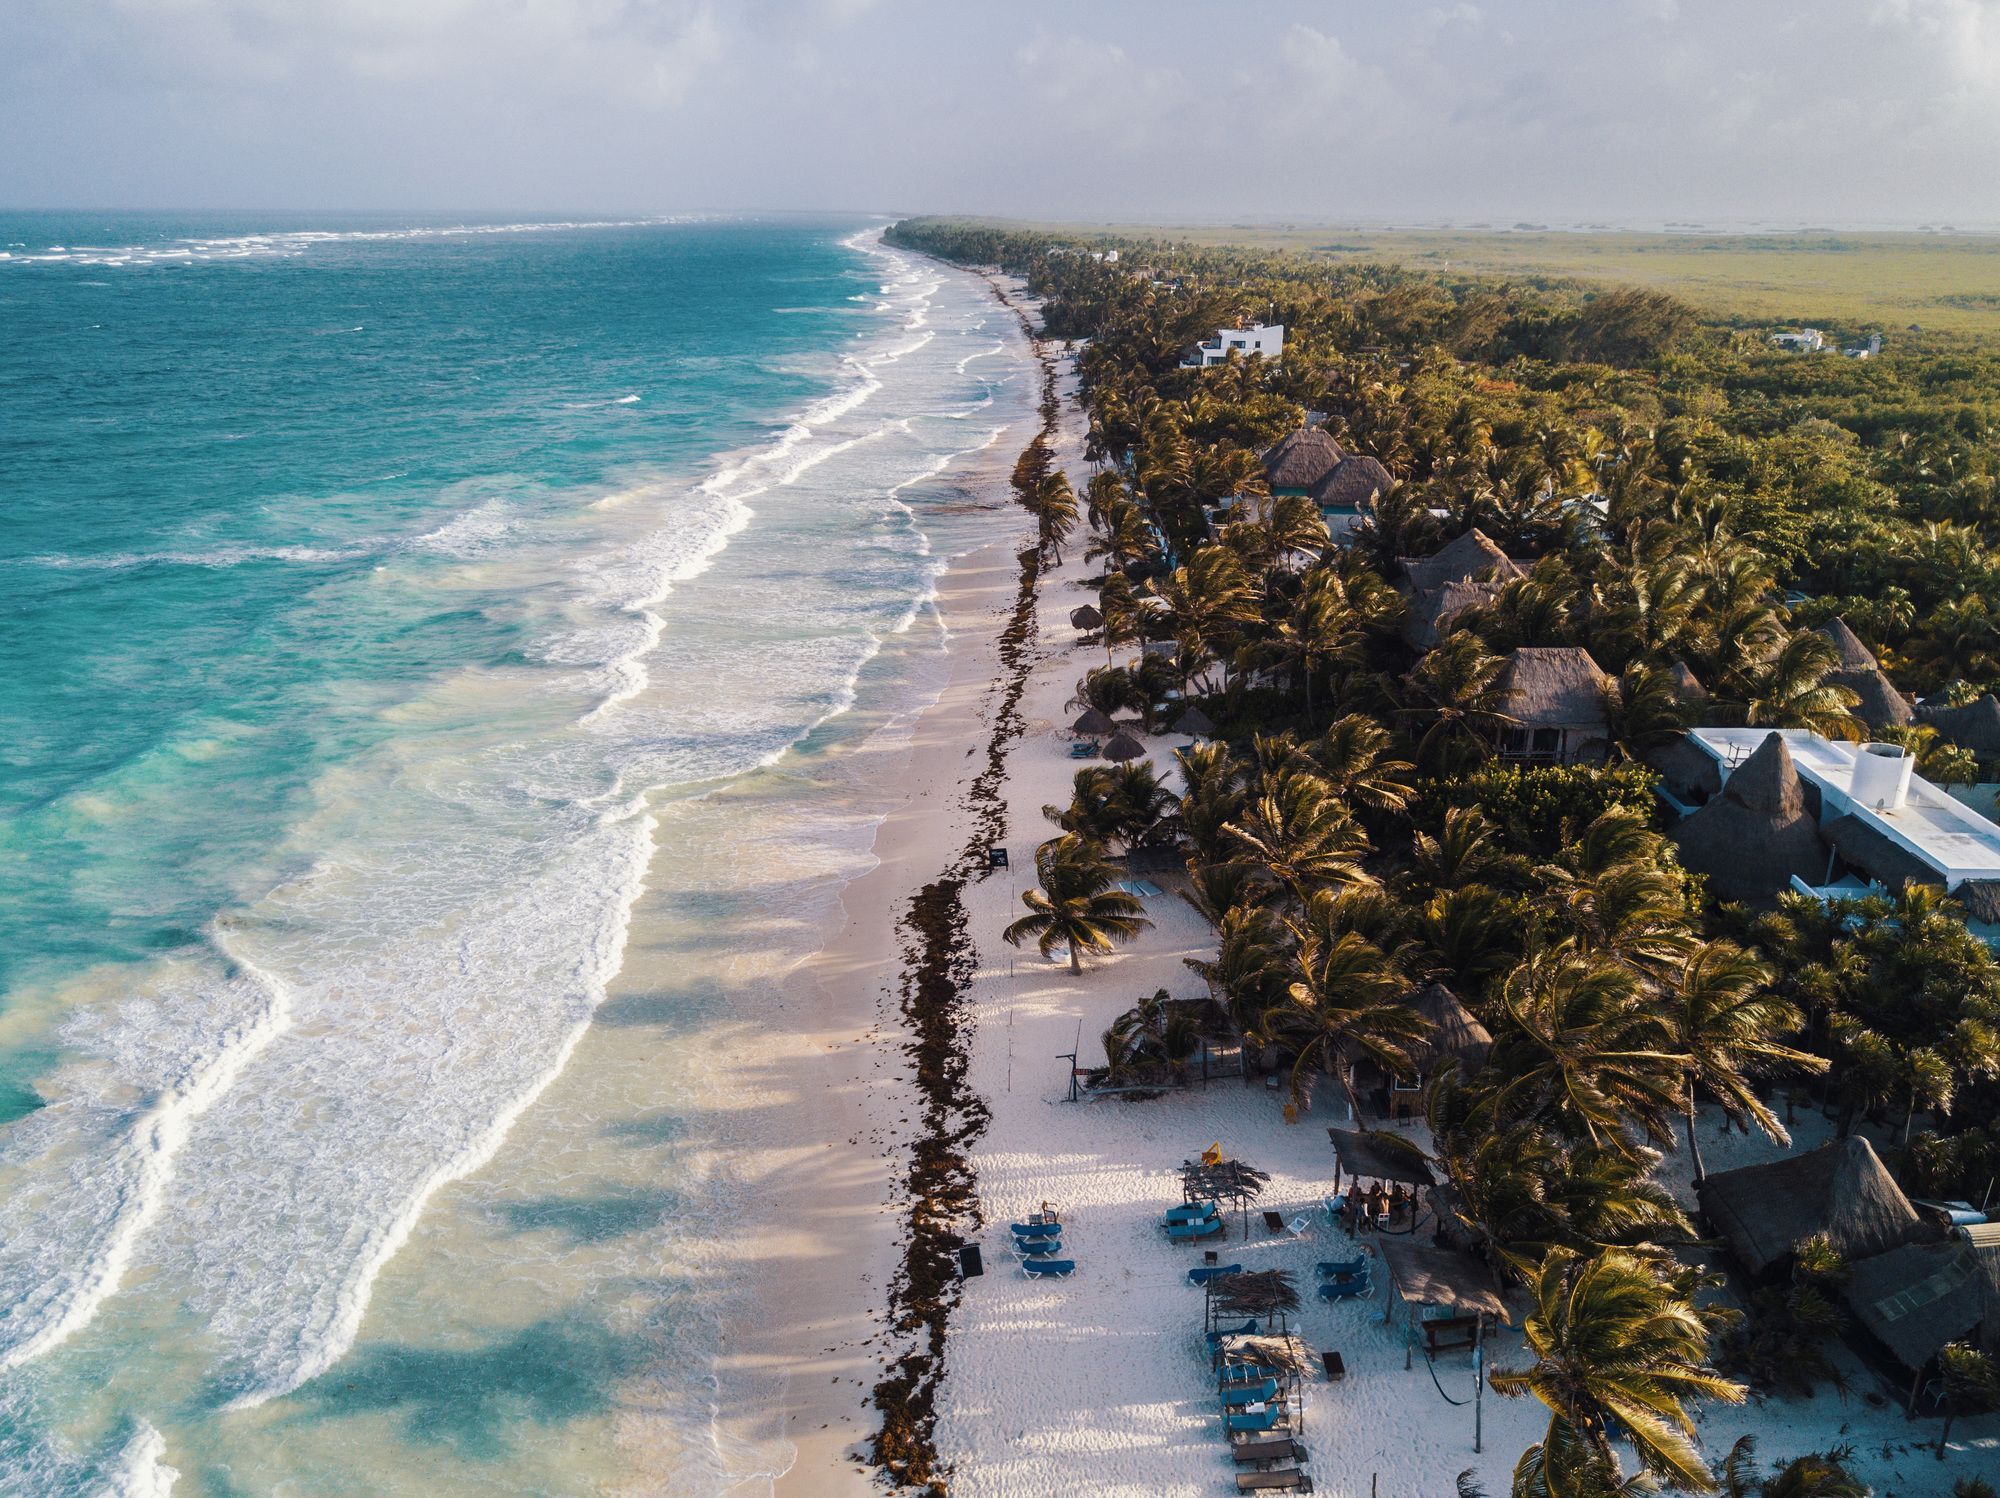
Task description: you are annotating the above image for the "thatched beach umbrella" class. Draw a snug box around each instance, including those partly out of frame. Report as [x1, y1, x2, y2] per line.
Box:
[1208, 1269, 1301, 1337]
[1071, 707, 1116, 737]
[1069, 603, 1103, 631]
[1172, 705, 1216, 738]
[1182, 1157, 1272, 1238]
[1101, 730, 1146, 762]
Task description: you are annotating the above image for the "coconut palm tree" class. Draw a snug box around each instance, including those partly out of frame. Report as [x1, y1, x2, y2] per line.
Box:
[1490, 1245, 1744, 1495]
[1935, 1342, 2000, 1460]
[1402, 630, 1510, 773]
[1273, 902, 1427, 1116]
[1486, 947, 1684, 1153]
[1223, 768, 1372, 908]
[1311, 713, 1418, 813]
[1184, 904, 1289, 1037]
[1153, 544, 1260, 690]
[1031, 471, 1080, 562]
[1662, 939, 1827, 1182]
[1733, 630, 1862, 740]
[1003, 835, 1151, 975]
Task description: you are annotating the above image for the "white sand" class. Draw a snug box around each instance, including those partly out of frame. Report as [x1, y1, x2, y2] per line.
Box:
[927, 326, 2000, 1496]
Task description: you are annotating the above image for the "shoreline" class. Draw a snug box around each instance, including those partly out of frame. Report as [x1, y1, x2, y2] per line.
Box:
[690, 270, 1059, 1495]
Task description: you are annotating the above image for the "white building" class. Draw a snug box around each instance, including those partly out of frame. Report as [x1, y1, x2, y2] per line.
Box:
[1181, 323, 1284, 368]
[1686, 728, 2000, 898]
[1770, 328, 1826, 353]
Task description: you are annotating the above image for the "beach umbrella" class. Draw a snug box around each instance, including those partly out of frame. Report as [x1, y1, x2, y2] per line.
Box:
[1071, 707, 1116, 737]
[1069, 604, 1103, 630]
[1101, 730, 1146, 762]
[1171, 706, 1215, 738]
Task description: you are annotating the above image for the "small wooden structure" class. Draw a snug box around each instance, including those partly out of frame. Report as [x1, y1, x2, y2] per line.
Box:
[1377, 1240, 1510, 1452]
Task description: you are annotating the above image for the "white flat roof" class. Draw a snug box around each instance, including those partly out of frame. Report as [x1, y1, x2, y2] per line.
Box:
[1690, 728, 2000, 886]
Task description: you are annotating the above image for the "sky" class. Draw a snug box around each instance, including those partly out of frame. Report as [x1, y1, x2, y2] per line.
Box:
[4, 0, 1999, 224]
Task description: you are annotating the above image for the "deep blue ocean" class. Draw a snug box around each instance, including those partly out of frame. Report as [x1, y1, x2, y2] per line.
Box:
[0, 214, 1034, 1494]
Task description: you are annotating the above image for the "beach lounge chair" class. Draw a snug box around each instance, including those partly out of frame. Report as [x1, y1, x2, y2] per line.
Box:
[1205, 1319, 1259, 1347]
[1236, 1471, 1313, 1493]
[1069, 740, 1098, 759]
[1186, 1262, 1241, 1287]
[1219, 1362, 1279, 1385]
[1231, 1437, 1307, 1468]
[1163, 1201, 1218, 1224]
[1166, 1216, 1223, 1242]
[1014, 1237, 1063, 1258]
[1316, 1271, 1370, 1301]
[1011, 1220, 1061, 1239]
[1020, 1258, 1075, 1279]
[1315, 1256, 1366, 1278]
[1220, 1379, 1281, 1409]
[1223, 1406, 1285, 1435]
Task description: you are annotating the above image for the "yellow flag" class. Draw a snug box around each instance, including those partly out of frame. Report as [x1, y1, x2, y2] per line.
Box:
[1201, 1142, 1222, 1167]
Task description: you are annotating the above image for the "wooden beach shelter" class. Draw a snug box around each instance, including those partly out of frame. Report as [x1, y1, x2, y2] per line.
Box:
[1182, 1156, 1272, 1239]
[1327, 1128, 1436, 1192]
[1377, 1240, 1509, 1451]
[1101, 729, 1147, 762]
[1206, 1268, 1301, 1340]
[1696, 1135, 1924, 1281]
[1071, 707, 1116, 737]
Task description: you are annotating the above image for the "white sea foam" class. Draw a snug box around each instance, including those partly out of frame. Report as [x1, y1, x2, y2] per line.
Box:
[102, 1421, 179, 1498]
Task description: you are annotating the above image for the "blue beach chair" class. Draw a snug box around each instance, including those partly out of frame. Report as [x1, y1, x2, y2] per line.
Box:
[1014, 1237, 1064, 1259]
[1166, 1215, 1224, 1242]
[1021, 1258, 1076, 1279]
[1220, 1378, 1281, 1409]
[1069, 740, 1098, 759]
[1012, 1220, 1062, 1239]
[1224, 1406, 1284, 1435]
[1206, 1319, 1260, 1348]
[1317, 1271, 1371, 1302]
[1315, 1256, 1366, 1279]
[1187, 1262, 1242, 1287]
[1164, 1201, 1219, 1224]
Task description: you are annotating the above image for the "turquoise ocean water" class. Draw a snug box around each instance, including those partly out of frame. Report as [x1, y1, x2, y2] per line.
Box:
[0, 216, 1034, 1493]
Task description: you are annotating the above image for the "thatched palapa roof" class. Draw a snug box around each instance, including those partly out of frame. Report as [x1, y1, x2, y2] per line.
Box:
[1403, 577, 1502, 650]
[1824, 812, 1940, 894]
[1072, 707, 1116, 736]
[1667, 660, 1708, 703]
[1819, 618, 1913, 730]
[1954, 879, 2000, 925]
[1696, 1136, 1926, 1279]
[1495, 647, 1614, 731]
[1310, 454, 1394, 512]
[1647, 736, 1722, 808]
[1407, 983, 1492, 1075]
[1209, 1268, 1301, 1317]
[1328, 1127, 1437, 1187]
[1668, 732, 1831, 903]
[1398, 528, 1526, 598]
[1172, 706, 1216, 737]
[1378, 1240, 1509, 1322]
[1069, 603, 1103, 630]
[1919, 694, 2000, 757]
[1262, 425, 1346, 492]
[1845, 1236, 1993, 1373]
[1101, 730, 1147, 762]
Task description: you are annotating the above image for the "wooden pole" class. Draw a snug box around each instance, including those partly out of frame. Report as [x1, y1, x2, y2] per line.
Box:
[1474, 1312, 1485, 1453]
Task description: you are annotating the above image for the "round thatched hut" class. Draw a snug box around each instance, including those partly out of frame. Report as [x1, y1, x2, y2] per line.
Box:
[1071, 707, 1116, 737]
[1667, 731, 1830, 902]
[1101, 730, 1147, 762]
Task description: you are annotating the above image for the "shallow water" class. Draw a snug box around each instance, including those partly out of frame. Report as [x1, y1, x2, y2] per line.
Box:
[0, 214, 1035, 1493]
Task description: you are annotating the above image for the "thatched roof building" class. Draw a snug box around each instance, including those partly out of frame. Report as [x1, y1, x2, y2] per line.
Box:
[1171, 705, 1216, 737]
[1310, 454, 1394, 513]
[1647, 736, 1723, 808]
[1819, 618, 1914, 730]
[1328, 1127, 1437, 1187]
[1954, 879, 2000, 925]
[1406, 983, 1492, 1076]
[1667, 660, 1708, 703]
[1919, 694, 2000, 759]
[1845, 1236, 1995, 1374]
[1403, 576, 1501, 650]
[1101, 730, 1147, 762]
[1261, 426, 1346, 494]
[1696, 1136, 1926, 1280]
[1824, 811, 1940, 894]
[1378, 1240, 1510, 1321]
[1398, 528, 1526, 599]
[1072, 707, 1116, 736]
[1668, 732, 1831, 903]
[1495, 647, 1613, 746]
[1069, 603, 1103, 630]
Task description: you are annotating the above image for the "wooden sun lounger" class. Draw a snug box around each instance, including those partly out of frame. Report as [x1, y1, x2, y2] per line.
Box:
[1237, 1470, 1312, 1492]
[1230, 1437, 1307, 1468]
[1262, 1210, 1287, 1234]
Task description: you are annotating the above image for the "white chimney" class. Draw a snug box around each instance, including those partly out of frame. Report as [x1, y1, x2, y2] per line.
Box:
[1850, 743, 1914, 811]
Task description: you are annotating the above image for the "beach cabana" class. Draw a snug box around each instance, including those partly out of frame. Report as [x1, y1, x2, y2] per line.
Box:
[1696, 1135, 1926, 1281]
[1171, 705, 1216, 739]
[1397, 528, 1527, 599]
[1666, 659, 1708, 703]
[1101, 730, 1147, 762]
[1071, 707, 1116, 737]
[1327, 1128, 1436, 1205]
[1820, 618, 1914, 731]
[1069, 603, 1104, 631]
[1310, 454, 1394, 535]
[1378, 1241, 1509, 1451]
[1646, 735, 1723, 812]
[1845, 1236, 1995, 1405]
[1261, 425, 1346, 496]
[1667, 731, 1831, 904]
[1492, 647, 1615, 765]
[1402, 577, 1502, 650]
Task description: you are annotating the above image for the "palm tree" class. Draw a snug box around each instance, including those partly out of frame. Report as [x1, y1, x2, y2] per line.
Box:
[1486, 947, 1684, 1153]
[1153, 544, 1260, 690]
[1003, 835, 1151, 975]
[1030, 471, 1080, 563]
[1312, 713, 1417, 813]
[1184, 904, 1289, 1037]
[1733, 630, 1862, 740]
[1402, 631, 1510, 772]
[1490, 1246, 1744, 1495]
[1662, 940, 1827, 1182]
[1934, 1342, 2000, 1460]
[1274, 898, 1427, 1116]
[1224, 768, 1372, 908]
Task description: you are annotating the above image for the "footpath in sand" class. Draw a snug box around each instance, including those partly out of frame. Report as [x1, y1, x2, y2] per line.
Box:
[927, 298, 2000, 1497]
